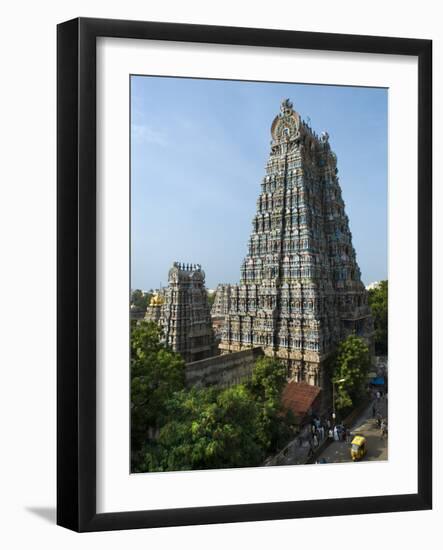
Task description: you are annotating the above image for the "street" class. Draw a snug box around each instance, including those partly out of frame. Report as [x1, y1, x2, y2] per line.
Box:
[316, 394, 388, 464]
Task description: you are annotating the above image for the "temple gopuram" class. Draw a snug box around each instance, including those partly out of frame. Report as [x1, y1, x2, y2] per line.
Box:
[218, 99, 374, 389]
[157, 262, 215, 363]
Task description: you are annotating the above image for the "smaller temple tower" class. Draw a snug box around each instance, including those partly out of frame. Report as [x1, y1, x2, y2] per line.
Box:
[162, 262, 215, 363]
[211, 284, 233, 318]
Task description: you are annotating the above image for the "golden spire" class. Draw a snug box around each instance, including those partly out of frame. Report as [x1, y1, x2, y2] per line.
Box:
[149, 292, 164, 307]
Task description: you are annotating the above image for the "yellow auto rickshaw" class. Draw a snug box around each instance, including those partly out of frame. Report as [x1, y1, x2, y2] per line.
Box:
[350, 435, 367, 461]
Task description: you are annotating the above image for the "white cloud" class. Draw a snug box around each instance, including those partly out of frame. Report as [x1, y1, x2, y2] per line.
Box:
[132, 124, 168, 147]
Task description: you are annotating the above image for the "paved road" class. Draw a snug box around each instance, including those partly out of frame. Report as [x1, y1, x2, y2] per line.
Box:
[316, 396, 388, 464]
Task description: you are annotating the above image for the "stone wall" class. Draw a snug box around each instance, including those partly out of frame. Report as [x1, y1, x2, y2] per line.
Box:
[185, 347, 264, 389]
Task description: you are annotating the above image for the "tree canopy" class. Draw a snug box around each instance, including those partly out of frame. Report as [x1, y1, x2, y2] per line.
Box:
[130, 323, 294, 472]
[368, 280, 388, 355]
[207, 290, 216, 308]
[248, 356, 293, 451]
[131, 321, 186, 454]
[331, 334, 371, 411]
[131, 289, 152, 311]
[138, 385, 266, 472]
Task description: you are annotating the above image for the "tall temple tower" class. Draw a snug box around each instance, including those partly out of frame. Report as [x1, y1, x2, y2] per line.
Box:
[219, 99, 373, 388]
[162, 262, 215, 363]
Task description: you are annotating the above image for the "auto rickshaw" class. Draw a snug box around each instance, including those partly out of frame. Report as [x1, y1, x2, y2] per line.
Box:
[350, 435, 367, 461]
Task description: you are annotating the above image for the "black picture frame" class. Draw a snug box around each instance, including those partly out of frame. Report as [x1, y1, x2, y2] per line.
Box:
[57, 17, 432, 532]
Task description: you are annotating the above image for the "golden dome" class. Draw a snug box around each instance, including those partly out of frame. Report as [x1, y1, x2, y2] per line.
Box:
[149, 292, 164, 307]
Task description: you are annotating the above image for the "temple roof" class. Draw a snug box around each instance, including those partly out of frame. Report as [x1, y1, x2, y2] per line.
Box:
[281, 381, 321, 418]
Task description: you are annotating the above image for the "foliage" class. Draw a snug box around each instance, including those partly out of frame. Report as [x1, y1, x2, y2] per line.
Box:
[368, 280, 388, 355]
[207, 290, 216, 308]
[130, 332, 294, 472]
[131, 321, 185, 455]
[131, 289, 152, 311]
[248, 356, 294, 451]
[331, 334, 371, 411]
[135, 385, 266, 472]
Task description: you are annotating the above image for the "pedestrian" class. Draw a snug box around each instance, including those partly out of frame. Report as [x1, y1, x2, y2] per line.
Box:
[328, 428, 334, 441]
[333, 426, 339, 441]
[345, 427, 351, 443]
[376, 413, 382, 428]
[313, 434, 318, 448]
[319, 425, 325, 440]
[372, 404, 377, 418]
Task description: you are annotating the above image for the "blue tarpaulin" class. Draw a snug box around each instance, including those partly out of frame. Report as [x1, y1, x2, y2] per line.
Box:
[371, 377, 385, 386]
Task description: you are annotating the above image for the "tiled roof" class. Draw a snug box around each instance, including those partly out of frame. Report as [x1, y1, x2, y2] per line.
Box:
[281, 381, 321, 417]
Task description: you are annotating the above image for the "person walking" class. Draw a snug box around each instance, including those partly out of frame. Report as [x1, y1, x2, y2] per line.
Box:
[333, 425, 339, 441]
[376, 413, 382, 429]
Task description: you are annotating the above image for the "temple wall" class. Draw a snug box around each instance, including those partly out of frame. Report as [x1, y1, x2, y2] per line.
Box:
[185, 347, 264, 389]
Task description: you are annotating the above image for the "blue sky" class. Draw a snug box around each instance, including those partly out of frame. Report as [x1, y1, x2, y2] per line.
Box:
[131, 76, 387, 291]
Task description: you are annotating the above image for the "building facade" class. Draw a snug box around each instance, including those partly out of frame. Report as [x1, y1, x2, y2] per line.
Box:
[159, 262, 215, 363]
[219, 99, 373, 388]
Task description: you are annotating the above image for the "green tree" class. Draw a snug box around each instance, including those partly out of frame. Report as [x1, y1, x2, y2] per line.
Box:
[132, 355, 294, 473]
[332, 334, 371, 411]
[150, 385, 265, 471]
[207, 290, 216, 308]
[368, 280, 388, 355]
[131, 321, 185, 458]
[248, 356, 294, 452]
[131, 289, 152, 311]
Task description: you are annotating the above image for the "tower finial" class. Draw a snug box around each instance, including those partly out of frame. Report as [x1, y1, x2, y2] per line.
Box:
[280, 98, 293, 114]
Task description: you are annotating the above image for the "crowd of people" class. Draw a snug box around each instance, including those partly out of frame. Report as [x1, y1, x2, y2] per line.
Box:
[305, 389, 388, 460]
[291, 387, 389, 463]
[302, 415, 352, 458]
